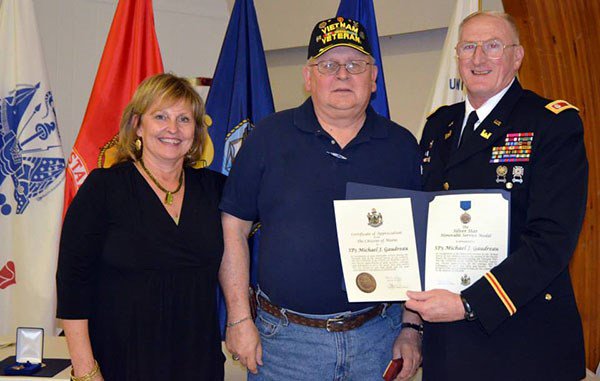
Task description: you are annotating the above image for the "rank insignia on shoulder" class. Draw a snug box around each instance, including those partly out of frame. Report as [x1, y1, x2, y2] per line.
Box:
[545, 100, 579, 114]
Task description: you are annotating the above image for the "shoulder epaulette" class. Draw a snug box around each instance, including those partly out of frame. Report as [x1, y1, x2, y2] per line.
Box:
[545, 100, 579, 114]
[426, 105, 449, 119]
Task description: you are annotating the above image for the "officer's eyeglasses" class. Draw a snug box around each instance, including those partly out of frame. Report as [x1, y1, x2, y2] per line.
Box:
[455, 39, 519, 60]
[308, 60, 372, 75]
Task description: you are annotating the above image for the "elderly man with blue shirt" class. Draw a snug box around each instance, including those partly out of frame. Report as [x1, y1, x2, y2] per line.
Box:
[219, 17, 423, 380]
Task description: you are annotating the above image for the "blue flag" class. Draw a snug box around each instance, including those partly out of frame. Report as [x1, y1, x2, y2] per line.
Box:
[204, 0, 274, 175]
[337, 0, 390, 118]
[204, 0, 274, 338]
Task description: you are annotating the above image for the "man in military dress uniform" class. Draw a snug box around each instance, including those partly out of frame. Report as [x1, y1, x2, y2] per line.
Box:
[406, 11, 588, 380]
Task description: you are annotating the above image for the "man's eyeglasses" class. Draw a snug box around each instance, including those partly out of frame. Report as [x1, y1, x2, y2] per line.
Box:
[308, 60, 372, 75]
[455, 39, 519, 60]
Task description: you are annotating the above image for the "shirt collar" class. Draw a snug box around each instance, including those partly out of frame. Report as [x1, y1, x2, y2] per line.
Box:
[294, 98, 387, 139]
[464, 78, 515, 128]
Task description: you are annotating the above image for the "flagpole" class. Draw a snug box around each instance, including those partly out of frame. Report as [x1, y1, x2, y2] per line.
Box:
[479, 0, 482, 11]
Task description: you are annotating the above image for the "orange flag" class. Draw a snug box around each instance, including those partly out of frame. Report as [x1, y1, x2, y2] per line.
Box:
[64, 0, 163, 214]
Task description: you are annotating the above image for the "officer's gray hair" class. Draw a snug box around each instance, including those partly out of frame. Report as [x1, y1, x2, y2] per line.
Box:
[459, 11, 520, 44]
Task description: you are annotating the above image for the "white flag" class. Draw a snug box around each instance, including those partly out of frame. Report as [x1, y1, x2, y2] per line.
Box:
[0, 0, 65, 335]
[418, 0, 480, 140]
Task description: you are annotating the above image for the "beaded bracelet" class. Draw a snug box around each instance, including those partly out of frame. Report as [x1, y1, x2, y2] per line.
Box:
[226, 316, 252, 328]
[70, 360, 100, 381]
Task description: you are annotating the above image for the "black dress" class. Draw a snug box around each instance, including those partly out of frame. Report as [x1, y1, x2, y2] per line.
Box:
[56, 161, 226, 381]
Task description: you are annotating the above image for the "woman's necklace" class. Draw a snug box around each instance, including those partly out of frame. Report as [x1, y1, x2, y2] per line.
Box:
[138, 158, 184, 205]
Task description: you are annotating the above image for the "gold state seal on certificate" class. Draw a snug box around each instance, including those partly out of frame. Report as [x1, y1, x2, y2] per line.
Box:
[356, 272, 377, 293]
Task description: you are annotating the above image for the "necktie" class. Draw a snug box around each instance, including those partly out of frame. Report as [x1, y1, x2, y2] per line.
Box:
[458, 111, 479, 148]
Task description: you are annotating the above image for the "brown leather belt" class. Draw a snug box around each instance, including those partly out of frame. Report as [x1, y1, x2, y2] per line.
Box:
[257, 294, 385, 332]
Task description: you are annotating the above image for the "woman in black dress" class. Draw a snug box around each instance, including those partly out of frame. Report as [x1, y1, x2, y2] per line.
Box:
[56, 73, 225, 380]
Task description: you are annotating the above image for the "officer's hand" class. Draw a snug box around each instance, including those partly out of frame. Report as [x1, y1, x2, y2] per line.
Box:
[392, 328, 422, 380]
[225, 320, 263, 374]
[405, 289, 464, 322]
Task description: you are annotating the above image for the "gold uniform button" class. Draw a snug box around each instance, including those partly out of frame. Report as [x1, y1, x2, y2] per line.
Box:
[506, 182, 513, 189]
[443, 182, 450, 190]
[545, 293, 552, 301]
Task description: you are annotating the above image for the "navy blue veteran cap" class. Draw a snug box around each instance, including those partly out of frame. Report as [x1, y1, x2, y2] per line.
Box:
[308, 17, 372, 59]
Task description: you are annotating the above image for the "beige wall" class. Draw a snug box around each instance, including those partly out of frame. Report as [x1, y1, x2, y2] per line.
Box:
[257, 0, 504, 137]
[33, 0, 230, 157]
[265, 28, 447, 136]
[33, 0, 503, 157]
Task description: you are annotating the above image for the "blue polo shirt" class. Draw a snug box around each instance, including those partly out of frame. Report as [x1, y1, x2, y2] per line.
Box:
[220, 98, 421, 313]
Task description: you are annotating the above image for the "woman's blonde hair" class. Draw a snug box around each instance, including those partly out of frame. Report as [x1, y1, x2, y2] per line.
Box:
[114, 73, 207, 167]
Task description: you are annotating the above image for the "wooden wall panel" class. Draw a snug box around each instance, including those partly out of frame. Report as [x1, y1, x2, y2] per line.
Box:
[503, 0, 600, 370]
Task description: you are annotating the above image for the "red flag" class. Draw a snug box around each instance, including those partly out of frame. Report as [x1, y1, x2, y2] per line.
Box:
[64, 0, 163, 214]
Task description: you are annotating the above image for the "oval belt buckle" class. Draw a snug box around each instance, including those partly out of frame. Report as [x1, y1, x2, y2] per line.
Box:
[326, 316, 346, 332]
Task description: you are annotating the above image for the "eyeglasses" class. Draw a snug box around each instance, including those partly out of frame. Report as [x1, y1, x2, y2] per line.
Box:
[308, 60, 372, 75]
[455, 39, 519, 60]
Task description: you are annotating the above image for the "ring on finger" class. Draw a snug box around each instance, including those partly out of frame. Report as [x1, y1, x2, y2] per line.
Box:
[232, 354, 240, 361]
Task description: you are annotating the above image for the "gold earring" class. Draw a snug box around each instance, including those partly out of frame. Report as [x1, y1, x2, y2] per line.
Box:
[135, 138, 142, 152]
[186, 146, 195, 158]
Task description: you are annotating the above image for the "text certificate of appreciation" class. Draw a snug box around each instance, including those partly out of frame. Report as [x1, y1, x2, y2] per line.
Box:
[334, 198, 421, 302]
[425, 193, 509, 293]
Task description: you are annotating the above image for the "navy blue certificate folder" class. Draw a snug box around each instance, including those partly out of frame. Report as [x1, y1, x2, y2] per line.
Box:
[345, 182, 511, 290]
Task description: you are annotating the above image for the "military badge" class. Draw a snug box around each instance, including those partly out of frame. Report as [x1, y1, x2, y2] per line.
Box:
[512, 166, 524, 183]
[545, 100, 579, 114]
[461, 274, 471, 286]
[496, 165, 508, 183]
[480, 129, 492, 139]
[367, 208, 383, 227]
[460, 200, 471, 224]
[490, 133, 534, 163]
[444, 130, 453, 140]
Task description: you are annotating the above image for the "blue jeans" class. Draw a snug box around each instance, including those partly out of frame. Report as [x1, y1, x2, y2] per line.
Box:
[248, 291, 403, 381]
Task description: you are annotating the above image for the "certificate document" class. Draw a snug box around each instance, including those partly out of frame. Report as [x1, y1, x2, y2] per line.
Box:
[333, 198, 422, 302]
[341, 183, 511, 300]
[425, 193, 509, 293]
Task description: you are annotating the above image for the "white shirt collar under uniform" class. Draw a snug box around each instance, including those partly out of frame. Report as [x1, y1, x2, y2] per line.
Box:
[463, 78, 515, 131]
